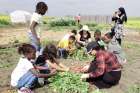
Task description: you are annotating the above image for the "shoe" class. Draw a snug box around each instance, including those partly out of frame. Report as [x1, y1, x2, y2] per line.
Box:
[18, 87, 34, 93]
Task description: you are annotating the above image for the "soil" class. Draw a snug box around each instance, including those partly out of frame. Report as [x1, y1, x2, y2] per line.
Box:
[0, 27, 140, 93]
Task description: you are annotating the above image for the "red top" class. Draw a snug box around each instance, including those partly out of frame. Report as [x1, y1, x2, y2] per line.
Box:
[75, 15, 81, 20]
[89, 50, 121, 78]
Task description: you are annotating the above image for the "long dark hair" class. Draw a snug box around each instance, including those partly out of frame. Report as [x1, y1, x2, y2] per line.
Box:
[119, 7, 127, 22]
[42, 44, 57, 63]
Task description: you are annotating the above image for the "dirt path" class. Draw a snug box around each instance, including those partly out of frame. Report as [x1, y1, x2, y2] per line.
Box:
[0, 27, 140, 93]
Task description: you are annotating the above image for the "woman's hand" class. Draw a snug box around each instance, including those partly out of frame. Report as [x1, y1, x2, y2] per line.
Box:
[81, 74, 89, 81]
[80, 65, 90, 73]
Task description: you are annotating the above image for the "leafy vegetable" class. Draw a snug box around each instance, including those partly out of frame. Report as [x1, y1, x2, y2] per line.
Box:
[48, 72, 89, 93]
[69, 48, 94, 61]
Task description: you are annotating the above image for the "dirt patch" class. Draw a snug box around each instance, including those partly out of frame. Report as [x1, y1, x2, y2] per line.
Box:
[0, 27, 140, 93]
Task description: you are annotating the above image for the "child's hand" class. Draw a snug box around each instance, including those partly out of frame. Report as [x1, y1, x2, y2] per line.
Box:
[65, 68, 70, 72]
[50, 69, 57, 75]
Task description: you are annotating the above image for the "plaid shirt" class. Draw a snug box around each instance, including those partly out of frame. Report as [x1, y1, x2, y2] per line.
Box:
[89, 50, 121, 78]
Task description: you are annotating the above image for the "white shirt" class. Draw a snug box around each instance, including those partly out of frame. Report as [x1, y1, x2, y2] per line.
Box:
[62, 34, 71, 40]
[11, 57, 34, 87]
[28, 12, 42, 38]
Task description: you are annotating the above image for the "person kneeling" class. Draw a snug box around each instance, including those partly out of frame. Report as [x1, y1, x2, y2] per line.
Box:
[58, 35, 76, 58]
[11, 44, 56, 93]
[80, 42, 122, 89]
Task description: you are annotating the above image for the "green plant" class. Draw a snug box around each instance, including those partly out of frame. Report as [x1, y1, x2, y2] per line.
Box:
[49, 18, 76, 27]
[86, 22, 97, 27]
[125, 17, 140, 30]
[0, 15, 11, 27]
[49, 72, 89, 93]
[126, 85, 140, 93]
[69, 48, 94, 61]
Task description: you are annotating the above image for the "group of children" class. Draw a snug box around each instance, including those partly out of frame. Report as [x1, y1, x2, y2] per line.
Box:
[57, 25, 92, 58]
[11, 43, 71, 92]
[10, 1, 127, 92]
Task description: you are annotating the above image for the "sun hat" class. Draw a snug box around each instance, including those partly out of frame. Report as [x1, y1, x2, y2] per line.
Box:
[81, 25, 90, 31]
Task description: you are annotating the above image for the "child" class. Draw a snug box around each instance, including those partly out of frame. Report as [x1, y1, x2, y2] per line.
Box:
[86, 29, 105, 54]
[61, 29, 77, 41]
[94, 29, 101, 42]
[36, 44, 70, 72]
[11, 44, 56, 92]
[103, 32, 126, 65]
[58, 35, 76, 58]
[28, 2, 48, 52]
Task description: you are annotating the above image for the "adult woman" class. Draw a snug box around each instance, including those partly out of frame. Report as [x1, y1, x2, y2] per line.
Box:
[76, 25, 92, 48]
[80, 42, 122, 89]
[112, 7, 127, 45]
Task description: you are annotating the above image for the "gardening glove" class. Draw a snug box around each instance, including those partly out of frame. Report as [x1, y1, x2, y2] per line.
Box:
[81, 74, 89, 81]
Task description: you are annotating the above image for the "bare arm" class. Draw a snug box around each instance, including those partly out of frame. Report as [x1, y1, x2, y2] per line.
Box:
[34, 65, 48, 70]
[88, 38, 92, 43]
[59, 63, 69, 71]
[77, 34, 85, 44]
[30, 68, 56, 78]
[30, 21, 40, 45]
[47, 60, 69, 72]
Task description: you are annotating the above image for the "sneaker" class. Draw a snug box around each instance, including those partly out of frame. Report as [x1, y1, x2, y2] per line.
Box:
[18, 87, 34, 93]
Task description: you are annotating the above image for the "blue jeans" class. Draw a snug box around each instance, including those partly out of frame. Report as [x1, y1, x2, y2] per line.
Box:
[17, 71, 37, 89]
[28, 32, 41, 51]
[58, 48, 68, 59]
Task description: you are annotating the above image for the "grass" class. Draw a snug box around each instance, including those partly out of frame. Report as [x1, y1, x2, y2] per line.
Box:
[0, 15, 11, 27]
[0, 15, 140, 31]
[0, 48, 19, 69]
[126, 85, 140, 93]
[125, 17, 140, 30]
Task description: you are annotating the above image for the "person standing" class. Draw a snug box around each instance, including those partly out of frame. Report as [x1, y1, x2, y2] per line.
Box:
[75, 14, 81, 25]
[28, 2, 48, 53]
[112, 7, 127, 45]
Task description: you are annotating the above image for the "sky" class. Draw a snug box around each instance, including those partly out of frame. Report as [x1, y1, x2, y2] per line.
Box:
[0, 0, 139, 17]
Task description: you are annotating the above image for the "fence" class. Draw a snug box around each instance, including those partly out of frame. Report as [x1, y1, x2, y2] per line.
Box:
[80, 15, 112, 24]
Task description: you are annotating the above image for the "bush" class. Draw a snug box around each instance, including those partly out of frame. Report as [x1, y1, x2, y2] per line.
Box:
[0, 19, 10, 25]
[49, 18, 76, 27]
[86, 22, 97, 27]
[0, 15, 11, 26]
